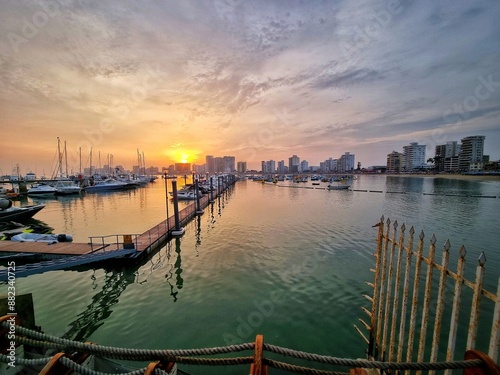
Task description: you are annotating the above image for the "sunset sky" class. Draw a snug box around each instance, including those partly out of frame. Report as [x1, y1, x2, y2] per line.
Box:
[1, 0, 500, 176]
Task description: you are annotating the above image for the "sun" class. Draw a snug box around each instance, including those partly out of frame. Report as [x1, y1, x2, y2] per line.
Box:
[163, 145, 200, 164]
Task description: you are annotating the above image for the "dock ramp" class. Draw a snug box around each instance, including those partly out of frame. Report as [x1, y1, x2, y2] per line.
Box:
[0, 248, 136, 280]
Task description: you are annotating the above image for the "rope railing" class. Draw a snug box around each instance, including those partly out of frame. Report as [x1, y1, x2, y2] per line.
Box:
[1, 320, 496, 375]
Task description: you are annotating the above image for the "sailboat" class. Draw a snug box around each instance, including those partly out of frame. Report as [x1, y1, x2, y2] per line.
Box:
[52, 138, 82, 195]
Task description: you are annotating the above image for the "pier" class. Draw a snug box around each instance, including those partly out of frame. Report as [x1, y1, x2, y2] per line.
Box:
[0, 175, 238, 280]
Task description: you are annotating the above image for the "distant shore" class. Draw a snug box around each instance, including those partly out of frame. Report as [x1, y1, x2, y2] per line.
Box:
[383, 173, 500, 182]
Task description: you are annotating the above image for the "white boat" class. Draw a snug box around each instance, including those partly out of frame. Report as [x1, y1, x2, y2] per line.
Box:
[11, 232, 73, 242]
[27, 183, 57, 196]
[52, 179, 82, 195]
[174, 190, 198, 200]
[84, 178, 129, 192]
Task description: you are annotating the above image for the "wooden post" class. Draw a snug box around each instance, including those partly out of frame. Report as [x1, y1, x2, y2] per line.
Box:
[250, 335, 268, 375]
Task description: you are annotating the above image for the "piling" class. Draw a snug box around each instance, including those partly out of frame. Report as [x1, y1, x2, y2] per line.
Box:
[170, 179, 185, 237]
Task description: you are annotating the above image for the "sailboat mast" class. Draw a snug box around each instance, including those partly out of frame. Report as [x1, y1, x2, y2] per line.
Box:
[57, 137, 63, 178]
[142, 151, 146, 175]
[64, 141, 68, 178]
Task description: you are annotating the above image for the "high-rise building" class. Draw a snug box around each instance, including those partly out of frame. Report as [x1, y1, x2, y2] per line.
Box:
[459, 136, 485, 171]
[324, 158, 337, 172]
[277, 160, 287, 174]
[386, 151, 403, 173]
[300, 160, 309, 172]
[206, 155, 215, 174]
[434, 145, 446, 172]
[222, 156, 235, 172]
[237, 161, 247, 173]
[402, 142, 426, 171]
[339, 152, 355, 173]
[288, 155, 300, 173]
[261, 160, 276, 174]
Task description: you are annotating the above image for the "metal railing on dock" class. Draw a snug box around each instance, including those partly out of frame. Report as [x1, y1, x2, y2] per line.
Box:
[356, 216, 500, 374]
[87, 175, 237, 256]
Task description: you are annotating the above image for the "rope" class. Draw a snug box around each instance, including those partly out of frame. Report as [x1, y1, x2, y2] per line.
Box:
[263, 343, 484, 371]
[0, 353, 50, 367]
[3, 322, 253, 360]
[1, 321, 487, 372]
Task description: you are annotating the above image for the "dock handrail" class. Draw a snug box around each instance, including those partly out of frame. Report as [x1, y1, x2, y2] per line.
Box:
[88, 234, 141, 253]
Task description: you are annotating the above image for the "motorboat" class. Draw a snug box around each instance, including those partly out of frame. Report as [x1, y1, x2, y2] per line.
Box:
[11, 232, 73, 243]
[0, 202, 45, 223]
[84, 178, 129, 192]
[27, 183, 57, 197]
[52, 179, 82, 195]
[174, 190, 198, 200]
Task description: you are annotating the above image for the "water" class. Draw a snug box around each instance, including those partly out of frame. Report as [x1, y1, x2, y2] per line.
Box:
[1, 175, 499, 374]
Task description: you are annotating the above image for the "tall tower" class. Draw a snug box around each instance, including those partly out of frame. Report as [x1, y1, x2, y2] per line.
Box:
[459, 136, 485, 171]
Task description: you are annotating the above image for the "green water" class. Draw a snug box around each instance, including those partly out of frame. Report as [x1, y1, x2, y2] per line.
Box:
[1, 175, 499, 374]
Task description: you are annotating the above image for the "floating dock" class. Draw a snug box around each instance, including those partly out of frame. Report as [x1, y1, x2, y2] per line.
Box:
[0, 175, 237, 280]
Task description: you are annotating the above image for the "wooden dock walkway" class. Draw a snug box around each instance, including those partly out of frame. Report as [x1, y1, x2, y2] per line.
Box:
[0, 176, 237, 279]
[0, 241, 110, 257]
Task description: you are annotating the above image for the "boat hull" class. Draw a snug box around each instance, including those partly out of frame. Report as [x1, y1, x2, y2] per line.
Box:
[0, 204, 45, 223]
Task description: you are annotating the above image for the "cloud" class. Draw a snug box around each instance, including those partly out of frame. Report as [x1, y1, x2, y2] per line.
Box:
[0, 0, 499, 172]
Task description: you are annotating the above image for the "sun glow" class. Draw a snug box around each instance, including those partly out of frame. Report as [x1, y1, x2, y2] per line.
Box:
[163, 146, 200, 165]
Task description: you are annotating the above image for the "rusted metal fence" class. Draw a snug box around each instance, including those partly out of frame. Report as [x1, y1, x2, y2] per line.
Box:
[355, 216, 499, 374]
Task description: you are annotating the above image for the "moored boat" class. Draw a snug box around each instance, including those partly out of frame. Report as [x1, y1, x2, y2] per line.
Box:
[27, 183, 57, 196]
[0, 203, 45, 223]
[11, 232, 73, 243]
[84, 178, 129, 192]
[52, 179, 82, 195]
[327, 183, 351, 190]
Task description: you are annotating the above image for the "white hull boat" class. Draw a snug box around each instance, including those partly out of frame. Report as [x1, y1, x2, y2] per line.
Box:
[84, 178, 129, 192]
[52, 179, 82, 195]
[27, 183, 57, 196]
[11, 232, 73, 243]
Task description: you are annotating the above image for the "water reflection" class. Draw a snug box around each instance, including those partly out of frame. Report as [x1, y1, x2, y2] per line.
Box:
[62, 265, 136, 341]
[385, 176, 425, 193]
[194, 215, 202, 256]
[165, 238, 183, 302]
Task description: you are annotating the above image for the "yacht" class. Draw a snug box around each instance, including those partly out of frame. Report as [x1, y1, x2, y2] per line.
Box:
[27, 183, 57, 197]
[52, 179, 82, 195]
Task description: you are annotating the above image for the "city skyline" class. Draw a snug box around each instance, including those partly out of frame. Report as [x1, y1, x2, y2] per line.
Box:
[1, 1, 500, 175]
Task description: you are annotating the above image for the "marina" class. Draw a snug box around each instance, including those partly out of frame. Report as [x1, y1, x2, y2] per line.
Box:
[0, 174, 499, 374]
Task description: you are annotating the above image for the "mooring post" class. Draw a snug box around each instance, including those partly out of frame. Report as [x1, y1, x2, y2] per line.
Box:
[163, 172, 170, 231]
[210, 176, 215, 203]
[171, 179, 185, 237]
[250, 335, 267, 375]
[195, 178, 204, 215]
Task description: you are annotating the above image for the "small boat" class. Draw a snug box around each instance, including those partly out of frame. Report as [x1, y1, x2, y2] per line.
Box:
[0, 202, 45, 223]
[11, 232, 73, 243]
[174, 191, 198, 200]
[27, 183, 57, 197]
[327, 184, 351, 190]
[84, 178, 129, 192]
[52, 179, 82, 195]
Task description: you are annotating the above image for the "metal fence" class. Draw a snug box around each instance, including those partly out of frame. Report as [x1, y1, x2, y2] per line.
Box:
[355, 216, 499, 374]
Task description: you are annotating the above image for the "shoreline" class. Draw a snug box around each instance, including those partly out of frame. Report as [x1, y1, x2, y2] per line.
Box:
[382, 173, 500, 182]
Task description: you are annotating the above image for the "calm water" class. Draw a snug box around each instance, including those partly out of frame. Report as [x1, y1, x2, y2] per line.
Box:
[1, 175, 499, 374]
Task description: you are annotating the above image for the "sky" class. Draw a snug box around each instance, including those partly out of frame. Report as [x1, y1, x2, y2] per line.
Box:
[1, 0, 499, 176]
